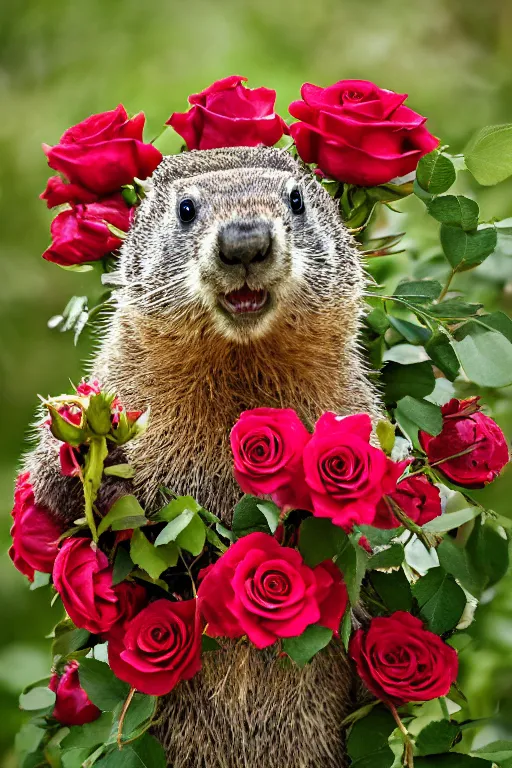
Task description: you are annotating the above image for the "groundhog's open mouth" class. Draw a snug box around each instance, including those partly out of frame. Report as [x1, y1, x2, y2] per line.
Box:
[219, 286, 270, 316]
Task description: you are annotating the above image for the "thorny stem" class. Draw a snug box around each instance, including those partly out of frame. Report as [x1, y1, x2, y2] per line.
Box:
[386, 497, 437, 549]
[402, 445, 479, 481]
[389, 703, 414, 768]
[117, 686, 136, 749]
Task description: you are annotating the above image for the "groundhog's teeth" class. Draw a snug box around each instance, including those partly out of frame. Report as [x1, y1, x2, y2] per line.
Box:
[222, 287, 268, 314]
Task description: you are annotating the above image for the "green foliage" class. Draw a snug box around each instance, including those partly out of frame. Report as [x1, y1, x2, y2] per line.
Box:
[232, 494, 280, 538]
[416, 151, 456, 195]
[97, 494, 147, 536]
[78, 659, 130, 711]
[346, 706, 396, 768]
[464, 124, 512, 185]
[415, 719, 461, 756]
[282, 625, 333, 667]
[298, 517, 348, 566]
[129, 528, 179, 580]
[412, 566, 467, 634]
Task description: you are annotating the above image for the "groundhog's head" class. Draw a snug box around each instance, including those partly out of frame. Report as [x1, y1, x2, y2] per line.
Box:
[117, 147, 362, 342]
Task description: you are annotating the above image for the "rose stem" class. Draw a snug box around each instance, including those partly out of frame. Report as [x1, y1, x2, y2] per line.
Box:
[404, 445, 479, 481]
[386, 497, 436, 549]
[179, 552, 197, 597]
[439, 696, 450, 719]
[438, 269, 455, 302]
[388, 703, 414, 768]
[117, 686, 136, 749]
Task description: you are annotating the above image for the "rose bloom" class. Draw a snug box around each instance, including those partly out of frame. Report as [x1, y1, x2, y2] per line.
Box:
[303, 413, 393, 529]
[108, 598, 202, 696]
[197, 532, 347, 649]
[167, 75, 288, 151]
[419, 398, 509, 488]
[42, 195, 131, 266]
[41, 104, 162, 203]
[53, 537, 120, 635]
[9, 472, 63, 582]
[373, 461, 442, 529]
[349, 612, 458, 705]
[289, 80, 438, 187]
[106, 581, 148, 641]
[231, 407, 312, 511]
[49, 661, 100, 726]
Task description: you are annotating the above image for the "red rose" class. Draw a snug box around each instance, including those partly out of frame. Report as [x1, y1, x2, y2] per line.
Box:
[374, 461, 442, 529]
[42, 195, 131, 266]
[49, 661, 100, 726]
[197, 532, 347, 649]
[108, 599, 202, 696]
[76, 379, 101, 397]
[349, 612, 458, 705]
[303, 413, 392, 529]
[289, 80, 438, 187]
[419, 398, 509, 488]
[231, 407, 312, 511]
[59, 443, 81, 477]
[42, 105, 162, 202]
[106, 581, 148, 641]
[9, 473, 63, 582]
[167, 75, 288, 151]
[52, 538, 119, 635]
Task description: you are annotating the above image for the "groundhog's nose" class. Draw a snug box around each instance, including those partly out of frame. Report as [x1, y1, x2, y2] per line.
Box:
[218, 221, 272, 268]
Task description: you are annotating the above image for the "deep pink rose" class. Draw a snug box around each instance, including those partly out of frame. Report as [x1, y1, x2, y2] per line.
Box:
[106, 581, 149, 641]
[108, 599, 202, 696]
[374, 461, 442, 529]
[9, 472, 63, 582]
[76, 379, 101, 397]
[289, 80, 438, 186]
[231, 407, 312, 510]
[52, 538, 119, 635]
[303, 413, 393, 529]
[59, 443, 81, 477]
[49, 661, 100, 726]
[167, 75, 288, 150]
[349, 612, 458, 705]
[42, 195, 131, 266]
[42, 105, 162, 202]
[419, 398, 509, 488]
[197, 532, 347, 649]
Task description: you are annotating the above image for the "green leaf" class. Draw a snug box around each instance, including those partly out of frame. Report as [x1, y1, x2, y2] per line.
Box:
[47, 404, 86, 446]
[205, 526, 228, 553]
[366, 307, 390, 335]
[382, 361, 435, 403]
[52, 618, 90, 658]
[453, 322, 512, 387]
[370, 569, 413, 612]
[202, 635, 222, 652]
[415, 755, 492, 768]
[103, 464, 135, 479]
[154, 509, 196, 545]
[112, 547, 134, 585]
[154, 496, 201, 522]
[464, 123, 512, 185]
[14, 724, 45, 757]
[78, 658, 130, 711]
[423, 507, 481, 533]
[393, 280, 442, 303]
[428, 299, 483, 318]
[376, 419, 395, 454]
[112, 694, 157, 741]
[417, 151, 456, 194]
[472, 741, 512, 763]
[337, 535, 369, 604]
[383, 343, 429, 365]
[466, 518, 509, 590]
[154, 503, 206, 556]
[95, 734, 166, 768]
[396, 396, 443, 436]
[358, 526, 403, 548]
[478, 310, 512, 343]
[298, 517, 348, 567]
[130, 529, 179, 579]
[29, 571, 51, 590]
[256, 501, 281, 533]
[426, 333, 460, 381]
[367, 543, 404, 570]
[62, 713, 113, 750]
[412, 567, 467, 634]
[282, 625, 333, 667]
[86, 393, 115, 436]
[347, 705, 396, 768]
[232, 495, 275, 538]
[415, 719, 461, 756]
[440, 224, 497, 271]
[437, 538, 484, 597]
[388, 316, 431, 344]
[427, 195, 479, 231]
[341, 609, 352, 652]
[98, 495, 147, 536]
[19, 686, 56, 711]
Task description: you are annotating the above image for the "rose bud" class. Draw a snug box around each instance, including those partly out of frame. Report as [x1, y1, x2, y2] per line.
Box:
[108, 598, 202, 696]
[42, 105, 162, 201]
[373, 460, 442, 529]
[419, 398, 509, 488]
[231, 407, 312, 511]
[52, 538, 119, 635]
[42, 195, 131, 267]
[76, 379, 102, 397]
[349, 612, 458, 705]
[167, 75, 288, 151]
[197, 532, 347, 649]
[9, 472, 64, 582]
[302, 413, 394, 530]
[49, 661, 100, 726]
[289, 80, 438, 187]
[59, 443, 82, 477]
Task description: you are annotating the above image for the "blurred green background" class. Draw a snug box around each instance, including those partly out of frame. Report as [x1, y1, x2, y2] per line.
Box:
[1, 0, 512, 763]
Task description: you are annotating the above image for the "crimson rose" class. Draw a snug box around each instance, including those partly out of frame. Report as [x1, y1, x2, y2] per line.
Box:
[231, 407, 312, 511]
[197, 532, 347, 649]
[42, 195, 131, 266]
[373, 461, 442, 529]
[49, 661, 100, 726]
[349, 612, 458, 704]
[289, 80, 438, 186]
[419, 398, 509, 488]
[42, 105, 162, 202]
[167, 76, 288, 151]
[52, 538, 119, 634]
[9, 473, 64, 582]
[303, 413, 393, 529]
[108, 598, 202, 696]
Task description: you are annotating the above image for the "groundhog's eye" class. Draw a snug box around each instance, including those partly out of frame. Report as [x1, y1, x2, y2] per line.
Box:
[289, 187, 304, 214]
[178, 198, 196, 223]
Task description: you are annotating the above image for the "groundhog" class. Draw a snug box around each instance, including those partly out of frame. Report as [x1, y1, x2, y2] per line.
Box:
[25, 146, 380, 768]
